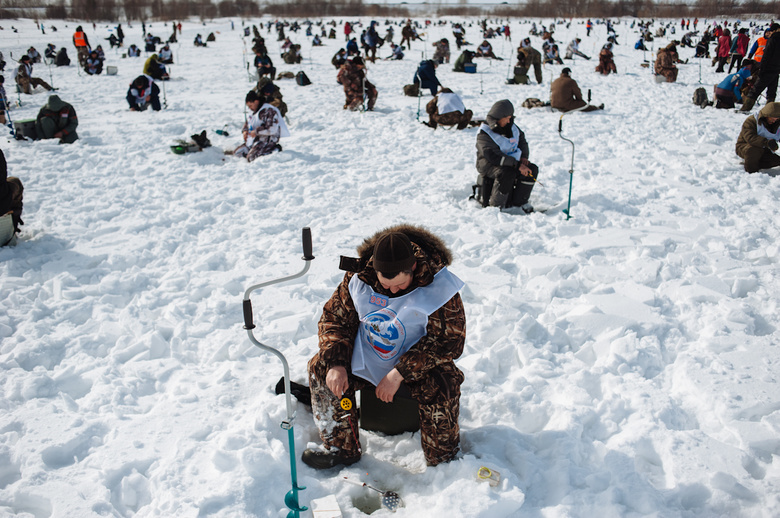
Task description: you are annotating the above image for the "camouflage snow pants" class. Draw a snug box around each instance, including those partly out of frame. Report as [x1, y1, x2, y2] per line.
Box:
[307, 352, 464, 466]
[430, 109, 473, 130]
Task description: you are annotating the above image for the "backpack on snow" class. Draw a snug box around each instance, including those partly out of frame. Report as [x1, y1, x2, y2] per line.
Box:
[692, 87, 710, 108]
[403, 83, 419, 97]
[522, 98, 548, 109]
[295, 71, 311, 86]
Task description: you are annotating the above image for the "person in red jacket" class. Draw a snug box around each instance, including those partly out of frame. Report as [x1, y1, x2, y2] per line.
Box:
[729, 28, 750, 73]
[344, 21, 352, 41]
[715, 28, 731, 73]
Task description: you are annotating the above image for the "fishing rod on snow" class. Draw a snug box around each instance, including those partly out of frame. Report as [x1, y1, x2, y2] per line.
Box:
[47, 59, 54, 89]
[242, 35, 252, 82]
[415, 70, 422, 120]
[242, 227, 315, 518]
[505, 34, 514, 81]
[480, 59, 492, 95]
[161, 78, 168, 109]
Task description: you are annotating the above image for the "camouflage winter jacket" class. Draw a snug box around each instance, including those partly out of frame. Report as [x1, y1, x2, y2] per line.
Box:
[317, 224, 466, 384]
[336, 61, 367, 99]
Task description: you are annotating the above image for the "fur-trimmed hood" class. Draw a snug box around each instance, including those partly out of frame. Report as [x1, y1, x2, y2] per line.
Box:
[348, 224, 453, 293]
[356, 224, 453, 270]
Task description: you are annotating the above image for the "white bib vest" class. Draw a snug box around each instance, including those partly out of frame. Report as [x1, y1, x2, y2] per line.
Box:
[438, 92, 466, 115]
[754, 113, 780, 140]
[349, 267, 464, 386]
[479, 123, 522, 160]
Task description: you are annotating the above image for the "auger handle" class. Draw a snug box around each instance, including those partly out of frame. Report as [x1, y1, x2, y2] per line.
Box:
[302, 227, 314, 260]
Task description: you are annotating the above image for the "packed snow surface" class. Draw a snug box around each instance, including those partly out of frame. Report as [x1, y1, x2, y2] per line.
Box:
[1, 15, 779, 518]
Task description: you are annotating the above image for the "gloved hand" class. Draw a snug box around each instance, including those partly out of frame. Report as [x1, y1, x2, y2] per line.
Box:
[768, 140, 779, 151]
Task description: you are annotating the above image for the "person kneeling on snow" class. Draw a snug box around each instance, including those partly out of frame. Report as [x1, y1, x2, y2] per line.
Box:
[0, 149, 24, 247]
[551, 68, 603, 112]
[413, 59, 441, 97]
[127, 75, 161, 111]
[385, 43, 404, 60]
[232, 90, 289, 161]
[425, 88, 473, 129]
[143, 54, 169, 81]
[655, 42, 679, 82]
[337, 56, 377, 111]
[301, 226, 466, 469]
[736, 102, 780, 173]
[565, 38, 590, 60]
[475, 99, 539, 212]
[35, 94, 78, 143]
[715, 62, 754, 109]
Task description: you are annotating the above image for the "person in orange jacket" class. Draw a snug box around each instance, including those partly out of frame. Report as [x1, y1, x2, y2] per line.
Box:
[72, 25, 90, 67]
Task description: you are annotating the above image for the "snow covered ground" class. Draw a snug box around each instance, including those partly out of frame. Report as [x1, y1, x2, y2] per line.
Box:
[1, 15, 779, 518]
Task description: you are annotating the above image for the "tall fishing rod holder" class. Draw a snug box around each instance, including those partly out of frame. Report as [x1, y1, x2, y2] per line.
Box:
[242, 227, 315, 518]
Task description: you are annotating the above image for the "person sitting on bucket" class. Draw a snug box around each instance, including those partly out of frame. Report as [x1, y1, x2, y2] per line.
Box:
[475, 99, 540, 212]
[551, 68, 603, 112]
[301, 225, 466, 469]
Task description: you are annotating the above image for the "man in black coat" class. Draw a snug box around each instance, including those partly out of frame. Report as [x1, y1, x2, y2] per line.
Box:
[741, 23, 780, 112]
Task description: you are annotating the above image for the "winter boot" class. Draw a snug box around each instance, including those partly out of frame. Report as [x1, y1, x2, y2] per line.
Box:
[740, 96, 757, 112]
[301, 447, 361, 470]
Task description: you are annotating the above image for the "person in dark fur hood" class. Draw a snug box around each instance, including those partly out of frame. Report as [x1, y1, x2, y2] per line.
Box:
[302, 224, 466, 470]
[475, 99, 540, 211]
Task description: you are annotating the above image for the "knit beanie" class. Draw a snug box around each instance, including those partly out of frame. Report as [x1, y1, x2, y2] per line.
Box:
[373, 232, 415, 274]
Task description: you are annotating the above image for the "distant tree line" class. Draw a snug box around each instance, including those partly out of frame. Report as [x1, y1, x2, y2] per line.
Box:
[0, 0, 777, 21]
[0, 0, 261, 20]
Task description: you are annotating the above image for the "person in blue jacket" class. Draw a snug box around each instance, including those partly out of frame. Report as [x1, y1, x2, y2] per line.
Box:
[715, 62, 754, 109]
[346, 37, 359, 56]
[413, 59, 441, 97]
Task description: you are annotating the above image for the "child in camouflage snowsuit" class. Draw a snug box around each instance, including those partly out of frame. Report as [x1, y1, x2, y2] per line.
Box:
[302, 225, 466, 469]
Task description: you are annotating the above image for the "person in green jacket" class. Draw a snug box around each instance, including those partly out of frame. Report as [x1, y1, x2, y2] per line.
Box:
[35, 95, 78, 144]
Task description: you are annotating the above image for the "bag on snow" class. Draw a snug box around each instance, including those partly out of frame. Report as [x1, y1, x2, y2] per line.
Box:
[469, 175, 493, 208]
[692, 87, 709, 108]
[522, 98, 546, 109]
[403, 83, 419, 97]
[295, 71, 311, 86]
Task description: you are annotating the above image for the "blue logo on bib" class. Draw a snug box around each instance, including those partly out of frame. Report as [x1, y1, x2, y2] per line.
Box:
[363, 308, 406, 360]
